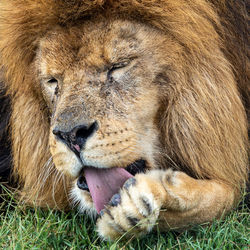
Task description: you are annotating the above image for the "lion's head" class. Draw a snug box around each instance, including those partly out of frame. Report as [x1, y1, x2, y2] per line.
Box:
[35, 18, 182, 213]
[38, 19, 169, 178]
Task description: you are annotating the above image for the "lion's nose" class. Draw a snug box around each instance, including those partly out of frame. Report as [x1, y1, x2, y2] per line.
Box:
[53, 121, 98, 153]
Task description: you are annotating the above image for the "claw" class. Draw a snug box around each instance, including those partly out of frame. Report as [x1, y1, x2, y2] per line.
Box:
[99, 209, 106, 217]
[109, 193, 121, 207]
[123, 177, 136, 190]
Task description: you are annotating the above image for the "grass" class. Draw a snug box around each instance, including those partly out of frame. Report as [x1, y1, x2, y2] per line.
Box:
[0, 185, 249, 250]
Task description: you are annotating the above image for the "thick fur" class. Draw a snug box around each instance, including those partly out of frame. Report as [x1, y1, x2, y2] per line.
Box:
[0, 79, 11, 182]
[0, 75, 12, 202]
[0, 0, 248, 240]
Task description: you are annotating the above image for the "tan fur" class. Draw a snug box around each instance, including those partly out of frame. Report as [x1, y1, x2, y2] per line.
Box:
[96, 170, 235, 239]
[0, 0, 248, 239]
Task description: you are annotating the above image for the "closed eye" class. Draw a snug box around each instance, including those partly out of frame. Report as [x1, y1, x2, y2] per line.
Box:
[47, 78, 58, 84]
[107, 61, 130, 81]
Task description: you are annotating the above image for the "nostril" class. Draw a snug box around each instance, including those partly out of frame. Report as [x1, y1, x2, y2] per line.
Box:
[75, 125, 89, 140]
[75, 121, 98, 147]
[76, 121, 98, 139]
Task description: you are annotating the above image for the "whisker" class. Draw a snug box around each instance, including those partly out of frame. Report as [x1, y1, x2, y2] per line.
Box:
[36, 157, 55, 193]
[52, 170, 62, 208]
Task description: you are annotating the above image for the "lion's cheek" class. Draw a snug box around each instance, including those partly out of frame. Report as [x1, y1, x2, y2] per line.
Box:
[49, 133, 82, 177]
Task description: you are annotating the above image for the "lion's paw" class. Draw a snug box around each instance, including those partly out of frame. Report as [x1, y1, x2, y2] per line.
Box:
[96, 171, 167, 240]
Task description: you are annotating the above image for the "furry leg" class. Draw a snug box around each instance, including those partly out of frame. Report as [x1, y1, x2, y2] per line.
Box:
[97, 169, 236, 240]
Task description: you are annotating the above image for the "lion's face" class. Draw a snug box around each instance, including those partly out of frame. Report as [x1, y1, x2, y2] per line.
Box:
[35, 19, 176, 178]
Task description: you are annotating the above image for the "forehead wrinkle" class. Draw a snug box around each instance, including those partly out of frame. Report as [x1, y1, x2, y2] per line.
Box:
[37, 20, 146, 78]
[76, 35, 108, 69]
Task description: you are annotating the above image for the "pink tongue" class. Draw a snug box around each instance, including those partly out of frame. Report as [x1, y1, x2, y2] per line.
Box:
[84, 167, 133, 213]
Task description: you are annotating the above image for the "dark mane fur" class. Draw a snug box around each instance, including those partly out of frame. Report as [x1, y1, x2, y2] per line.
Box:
[212, 0, 249, 206]
[0, 80, 11, 181]
[212, 0, 249, 122]
[0, 78, 12, 202]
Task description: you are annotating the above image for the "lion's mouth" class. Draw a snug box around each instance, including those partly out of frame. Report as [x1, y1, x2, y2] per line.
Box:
[77, 159, 146, 191]
[77, 159, 146, 213]
[125, 159, 147, 175]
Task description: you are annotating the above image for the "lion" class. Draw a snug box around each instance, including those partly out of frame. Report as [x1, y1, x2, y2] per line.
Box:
[0, 0, 249, 240]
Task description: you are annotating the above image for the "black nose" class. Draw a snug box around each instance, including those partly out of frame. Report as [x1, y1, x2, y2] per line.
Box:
[53, 121, 98, 153]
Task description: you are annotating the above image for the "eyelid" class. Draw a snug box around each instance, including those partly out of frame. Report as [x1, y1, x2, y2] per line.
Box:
[107, 58, 136, 81]
[111, 60, 130, 70]
[47, 77, 58, 84]
[108, 60, 130, 77]
[110, 56, 137, 70]
[39, 76, 59, 84]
